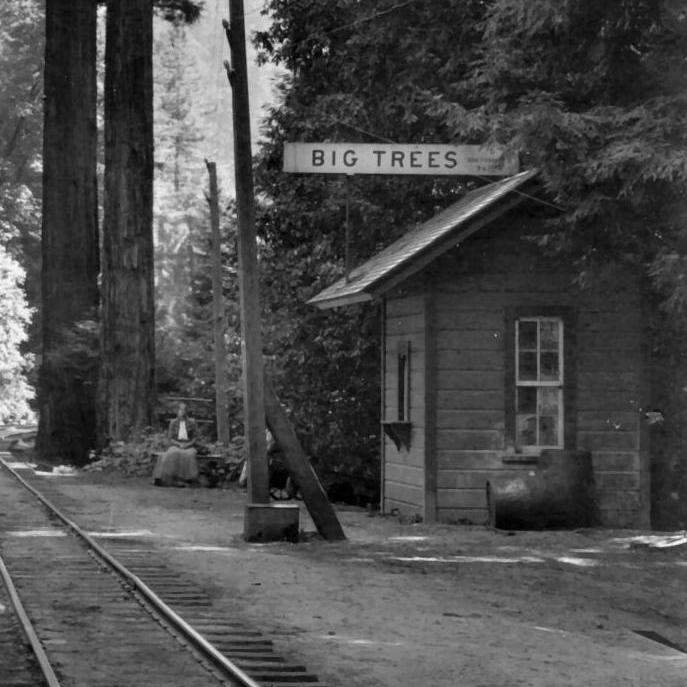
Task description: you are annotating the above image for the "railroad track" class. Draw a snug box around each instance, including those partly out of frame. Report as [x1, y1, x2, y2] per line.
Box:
[0, 455, 323, 687]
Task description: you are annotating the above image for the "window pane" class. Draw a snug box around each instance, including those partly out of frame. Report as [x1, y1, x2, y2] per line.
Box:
[538, 388, 561, 446]
[540, 320, 559, 349]
[518, 352, 538, 381]
[539, 414, 559, 446]
[516, 414, 537, 446]
[518, 320, 537, 350]
[540, 351, 560, 381]
[516, 387, 537, 414]
[539, 387, 560, 415]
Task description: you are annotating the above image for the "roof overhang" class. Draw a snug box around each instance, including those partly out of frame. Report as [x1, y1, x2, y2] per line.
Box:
[308, 169, 538, 309]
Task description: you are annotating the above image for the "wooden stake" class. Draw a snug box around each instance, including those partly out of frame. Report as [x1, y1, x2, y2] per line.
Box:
[264, 379, 346, 541]
[223, 3, 269, 503]
[205, 159, 230, 444]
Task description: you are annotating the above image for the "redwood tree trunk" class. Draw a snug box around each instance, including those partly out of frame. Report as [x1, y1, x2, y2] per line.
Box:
[37, 0, 99, 465]
[100, 0, 155, 441]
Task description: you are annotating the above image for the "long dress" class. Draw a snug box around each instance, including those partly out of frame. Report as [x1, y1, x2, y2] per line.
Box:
[152, 418, 199, 486]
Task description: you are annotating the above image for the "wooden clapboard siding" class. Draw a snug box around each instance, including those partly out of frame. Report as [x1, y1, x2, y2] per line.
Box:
[434, 308, 505, 330]
[428, 228, 646, 524]
[574, 270, 646, 525]
[386, 293, 424, 317]
[382, 291, 427, 516]
[386, 313, 425, 335]
[577, 430, 638, 452]
[437, 430, 503, 451]
[439, 468, 530, 490]
[438, 329, 505, 351]
[437, 390, 504, 410]
[385, 482, 425, 511]
[436, 409, 505, 431]
[594, 472, 640, 491]
[577, 371, 640, 392]
[385, 462, 424, 485]
[574, 391, 642, 411]
[578, 411, 639, 431]
[437, 450, 506, 470]
[436, 371, 504, 391]
[591, 451, 641, 472]
[436, 349, 503, 371]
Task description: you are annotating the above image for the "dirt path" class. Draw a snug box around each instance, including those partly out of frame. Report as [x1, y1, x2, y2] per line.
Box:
[23, 469, 687, 687]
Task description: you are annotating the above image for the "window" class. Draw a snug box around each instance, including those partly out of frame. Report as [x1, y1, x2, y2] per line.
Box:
[397, 341, 410, 422]
[515, 317, 564, 450]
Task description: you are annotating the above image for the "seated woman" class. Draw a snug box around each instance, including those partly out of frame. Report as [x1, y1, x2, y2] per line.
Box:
[152, 403, 199, 487]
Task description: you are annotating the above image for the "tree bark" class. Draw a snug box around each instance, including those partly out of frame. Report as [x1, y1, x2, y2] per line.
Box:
[37, 0, 99, 465]
[100, 0, 155, 442]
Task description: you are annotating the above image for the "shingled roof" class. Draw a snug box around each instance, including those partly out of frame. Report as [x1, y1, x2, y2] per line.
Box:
[308, 168, 538, 309]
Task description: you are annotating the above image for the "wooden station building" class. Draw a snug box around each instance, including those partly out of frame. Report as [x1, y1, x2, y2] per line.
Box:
[310, 169, 687, 529]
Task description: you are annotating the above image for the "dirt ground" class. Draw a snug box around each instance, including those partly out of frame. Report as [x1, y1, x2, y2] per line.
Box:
[15, 466, 687, 687]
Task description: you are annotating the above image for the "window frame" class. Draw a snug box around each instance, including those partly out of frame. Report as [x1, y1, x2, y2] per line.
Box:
[505, 307, 576, 456]
[515, 317, 564, 450]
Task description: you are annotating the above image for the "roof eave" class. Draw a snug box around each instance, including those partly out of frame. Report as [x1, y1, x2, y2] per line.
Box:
[308, 169, 539, 309]
[307, 291, 374, 310]
[366, 188, 530, 301]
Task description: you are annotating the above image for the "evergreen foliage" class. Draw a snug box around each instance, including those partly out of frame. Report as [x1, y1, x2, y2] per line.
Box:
[0, 245, 34, 423]
[154, 16, 208, 388]
[0, 0, 42, 357]
[424, 0, 687, 300]
[152, 16, 243, 431]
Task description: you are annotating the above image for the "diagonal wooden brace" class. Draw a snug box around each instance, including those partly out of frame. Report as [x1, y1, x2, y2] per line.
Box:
[264, 378, 346, 541]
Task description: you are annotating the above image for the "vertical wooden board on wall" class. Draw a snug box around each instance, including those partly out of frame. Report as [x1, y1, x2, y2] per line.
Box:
[423, 276, 437, 522]
[575, 276, 646, 527]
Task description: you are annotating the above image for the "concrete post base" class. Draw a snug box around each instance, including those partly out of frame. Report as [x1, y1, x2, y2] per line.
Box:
[243, 503, 300, 543]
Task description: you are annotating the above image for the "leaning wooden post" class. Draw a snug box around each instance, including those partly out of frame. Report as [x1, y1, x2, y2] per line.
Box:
[264, 379, 346, 541]
[205, 159, 230, 444]
[223, 5, 269, 505]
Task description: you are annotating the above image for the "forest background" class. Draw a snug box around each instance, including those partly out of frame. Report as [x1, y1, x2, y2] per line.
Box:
[1, 0, 687, 505]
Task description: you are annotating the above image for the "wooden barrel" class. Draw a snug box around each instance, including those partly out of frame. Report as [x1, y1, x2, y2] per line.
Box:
[487, 450, 596, 530]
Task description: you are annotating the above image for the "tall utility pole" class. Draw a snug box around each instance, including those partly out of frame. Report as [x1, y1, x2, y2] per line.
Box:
[205, 159, 230, 444]
[223, 3, 269, 505]
[223, 0, 342, 542]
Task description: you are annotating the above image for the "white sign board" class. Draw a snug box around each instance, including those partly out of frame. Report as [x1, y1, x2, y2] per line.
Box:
[283, 142, 518, 176]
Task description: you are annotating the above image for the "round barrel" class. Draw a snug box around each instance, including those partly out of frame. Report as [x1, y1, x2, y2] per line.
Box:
[487, 450, 596, 530]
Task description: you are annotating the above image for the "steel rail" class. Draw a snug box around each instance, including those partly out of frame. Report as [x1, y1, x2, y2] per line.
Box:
[0, 456, 263, 687]
[0, 553, 62, 687]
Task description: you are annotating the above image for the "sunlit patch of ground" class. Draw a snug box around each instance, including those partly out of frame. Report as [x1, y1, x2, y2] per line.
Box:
[615, 533, 687, 549]
[318, 634, 405, 647]
[88, 530, 155, 538]
[172, 544, 236, 553]
[391, 554, 546, 564]
[7, 529, 66, 537]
